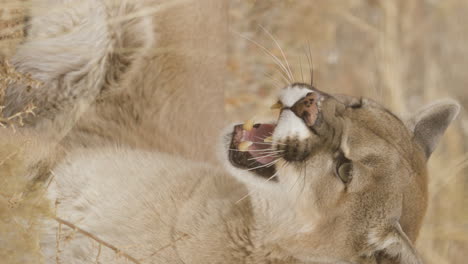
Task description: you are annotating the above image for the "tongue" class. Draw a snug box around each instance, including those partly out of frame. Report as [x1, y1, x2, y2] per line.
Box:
[243, 124, 276, 164]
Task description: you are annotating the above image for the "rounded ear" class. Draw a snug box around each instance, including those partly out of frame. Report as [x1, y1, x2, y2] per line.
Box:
[406, 99, 460, 159]
[365, 223, 423, 264]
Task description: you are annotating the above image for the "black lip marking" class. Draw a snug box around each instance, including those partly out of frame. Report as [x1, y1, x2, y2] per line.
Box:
[278, 137, 312, 162]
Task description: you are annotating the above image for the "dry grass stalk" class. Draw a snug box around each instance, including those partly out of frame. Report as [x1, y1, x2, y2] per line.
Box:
[95, 243, 102, 264]
[377, 0, 407, 113]
[0, 8, 50, 261]
[0, 59, 40, 129]
[54, 217, 142, 264]
[0, 135, 52, 264]
[55, 222, 62, 264]
[147, 233, 190, 258]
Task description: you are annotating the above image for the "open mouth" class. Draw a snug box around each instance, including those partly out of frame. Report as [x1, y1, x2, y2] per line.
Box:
[228, 122, 278, 180]
[227, 84, 325, 179]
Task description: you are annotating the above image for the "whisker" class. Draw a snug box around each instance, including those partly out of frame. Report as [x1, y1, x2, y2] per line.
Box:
[263, 170, 281, 183]
[247, 155, 281, 162]
[264, 77, 283, 89]
[259, 25, 294, 82]
[245, 152, 282, 160]
[228, 148, 284, 154]
[251, 141, 286, 146]
[307, 41, 314, 86]
[235, 191, 254, 204]
[289, 165, 302, 193]
[251, 138, 287, 146]
[299, 55, 304, 83]
[246, 158, 279, 171]
[262, 70, 288, 87]
[249, 149, 283, 154]
[247, 153, 282, 161]
[235, 169, 281, 204]
[233, 30, 292, 83]
[304, 45, 312, 86]
[301, 162, 307, 196]
[228, 148, 282, 153]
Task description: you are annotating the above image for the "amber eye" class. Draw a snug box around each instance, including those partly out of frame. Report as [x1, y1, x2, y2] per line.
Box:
[335, 154, 353, 183]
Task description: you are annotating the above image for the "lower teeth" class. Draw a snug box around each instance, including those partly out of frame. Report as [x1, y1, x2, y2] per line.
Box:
[238, 141, 253, 151]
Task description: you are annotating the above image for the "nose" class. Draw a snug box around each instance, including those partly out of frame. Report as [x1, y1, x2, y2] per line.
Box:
[290, 91, 321, 127]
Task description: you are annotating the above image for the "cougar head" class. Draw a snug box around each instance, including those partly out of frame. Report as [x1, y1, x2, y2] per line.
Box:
[222, 83, 459, 263]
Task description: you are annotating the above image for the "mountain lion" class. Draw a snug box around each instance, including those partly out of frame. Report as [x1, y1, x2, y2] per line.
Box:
[1, 0, 459, 263]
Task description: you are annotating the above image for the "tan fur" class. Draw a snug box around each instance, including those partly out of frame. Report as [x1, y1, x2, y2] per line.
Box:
[5, 0, 226, 162]
[1, 1, 459, 264]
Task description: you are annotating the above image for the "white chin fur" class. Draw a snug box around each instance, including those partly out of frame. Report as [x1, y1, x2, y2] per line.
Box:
[273, 110, 312, 142]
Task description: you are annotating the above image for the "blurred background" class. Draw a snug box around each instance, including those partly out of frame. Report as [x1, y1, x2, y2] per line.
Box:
[227, 1, 467, 263]
[1, 0, 467, 263]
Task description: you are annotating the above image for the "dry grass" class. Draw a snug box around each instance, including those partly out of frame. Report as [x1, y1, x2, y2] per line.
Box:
[0, 133, 52, 264]
[0, 3, 52, 263]
[227, 0, 468, 263]
[0, 1, 39, 130]
[0, 60, 39, 130]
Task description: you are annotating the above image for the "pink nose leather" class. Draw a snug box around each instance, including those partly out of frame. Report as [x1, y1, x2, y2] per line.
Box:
[291, 92, 320, 127]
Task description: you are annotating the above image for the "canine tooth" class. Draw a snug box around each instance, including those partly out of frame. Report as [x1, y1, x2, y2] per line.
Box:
[263, 136, 273, 143]
[243, 119, 254, 131]
[238, 141, 253, 151]
[270, 102, 283, 110]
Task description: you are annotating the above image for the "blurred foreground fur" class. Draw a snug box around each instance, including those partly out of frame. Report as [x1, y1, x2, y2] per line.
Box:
[0, 0, 226, 262]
